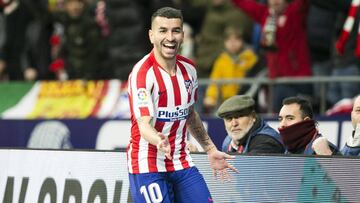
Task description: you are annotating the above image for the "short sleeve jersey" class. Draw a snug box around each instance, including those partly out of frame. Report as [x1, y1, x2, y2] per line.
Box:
[127, 51, 198, 174]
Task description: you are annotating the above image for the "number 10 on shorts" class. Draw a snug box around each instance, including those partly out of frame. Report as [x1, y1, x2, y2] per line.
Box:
[140, 183, 163, 203]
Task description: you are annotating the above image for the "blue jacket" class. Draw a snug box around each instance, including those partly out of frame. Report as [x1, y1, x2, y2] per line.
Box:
[221, 117, 283, 153]
[341, 131, 360, 156]
[342, 145, 360, 156]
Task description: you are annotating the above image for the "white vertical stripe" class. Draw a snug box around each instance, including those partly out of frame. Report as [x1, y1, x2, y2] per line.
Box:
[344, 17, 355, 32]
[173, 121, 187, 171]
[352, 0, 360, 7]
[156, 151, 166, 172]
[138, 137, 150, 173]
[127, 145, 133, 174]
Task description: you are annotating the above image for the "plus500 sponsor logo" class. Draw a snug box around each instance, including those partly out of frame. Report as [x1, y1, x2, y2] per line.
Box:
[157, 107, 189, 122]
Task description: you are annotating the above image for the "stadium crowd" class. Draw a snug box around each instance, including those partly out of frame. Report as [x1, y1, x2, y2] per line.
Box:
[0, 0, 359, 115]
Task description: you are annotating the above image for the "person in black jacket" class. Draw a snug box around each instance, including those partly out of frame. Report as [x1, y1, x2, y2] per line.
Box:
[311, 0, 360, 107]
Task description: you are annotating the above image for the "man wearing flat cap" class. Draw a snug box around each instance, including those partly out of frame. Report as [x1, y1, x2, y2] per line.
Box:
[217, 95, 285, 153]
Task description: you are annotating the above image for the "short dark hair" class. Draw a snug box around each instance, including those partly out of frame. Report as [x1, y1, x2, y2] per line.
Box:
[282, 96, 313, 119]
[151, 7, 183, 23]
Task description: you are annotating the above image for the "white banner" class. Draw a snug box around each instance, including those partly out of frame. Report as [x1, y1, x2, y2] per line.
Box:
[0, 149, 130, 203]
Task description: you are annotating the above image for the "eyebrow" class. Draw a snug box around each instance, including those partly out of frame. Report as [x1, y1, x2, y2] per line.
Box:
[279, 115, 295, 119]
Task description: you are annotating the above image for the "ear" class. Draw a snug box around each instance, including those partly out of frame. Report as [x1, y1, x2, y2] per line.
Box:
[149, 29, 154, 44]
[303, 116, 311, 120]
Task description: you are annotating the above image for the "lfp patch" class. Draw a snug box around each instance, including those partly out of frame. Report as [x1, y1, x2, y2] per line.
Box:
[137, 88, 149, 106]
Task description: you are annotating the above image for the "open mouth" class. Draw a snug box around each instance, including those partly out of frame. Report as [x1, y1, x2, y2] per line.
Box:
[163, 43, 176, 50]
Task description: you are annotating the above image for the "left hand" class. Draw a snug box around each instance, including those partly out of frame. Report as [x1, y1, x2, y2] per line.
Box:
[207, 148, 239, 182]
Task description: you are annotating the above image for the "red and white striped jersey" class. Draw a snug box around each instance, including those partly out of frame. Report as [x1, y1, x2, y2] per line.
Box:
[127, 50, 198, 174]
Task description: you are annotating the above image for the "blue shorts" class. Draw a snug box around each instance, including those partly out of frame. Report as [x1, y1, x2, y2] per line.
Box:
[129, 166, 212, 203]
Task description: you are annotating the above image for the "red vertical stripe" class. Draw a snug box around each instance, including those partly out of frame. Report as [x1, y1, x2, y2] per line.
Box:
[179, 124, 190, 168]
[153, 65, 167, 107]
[349, 5, 359, 17]
[165, 121, 179, 171]
[171, 74, 181, 106]
[177, 62, 192, 103]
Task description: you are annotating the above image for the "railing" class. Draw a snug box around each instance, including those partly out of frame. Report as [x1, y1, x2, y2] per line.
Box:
[198, 76, 360, 114]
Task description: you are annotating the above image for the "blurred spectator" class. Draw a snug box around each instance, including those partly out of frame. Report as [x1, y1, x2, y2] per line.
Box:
[278, 96, 339, 155]
[104, 0, 147, 80]
[172, 0, 207, 37]
[341, 95, 360, 156]
[194, 0, 253, 114]
[217, 95, 284, 154]
[231, 0, 313, 113]
[313, 95, 360, 156]
[307, 4, 337, 111]
[0, 0, 45, 81]
[203, 26, 258, 114]
[312, 0, 360, 107]
[196, 0, 253, 79]
[180, 22, 195, 60]
[50, 0, 107, 80]
[104, 0, 174, 81]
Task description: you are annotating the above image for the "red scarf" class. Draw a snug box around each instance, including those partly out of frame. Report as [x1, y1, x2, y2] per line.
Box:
[336, 0, 360, 57]
[278, 119, 317, 153]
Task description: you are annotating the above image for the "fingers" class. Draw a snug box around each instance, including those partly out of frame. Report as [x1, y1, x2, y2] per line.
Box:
[213, 169, 233, 182]
[165, 151, 172, 160]
[223, 153, 236, 160]
[227, 163, 239, 173]
[157, 132, 166, 140]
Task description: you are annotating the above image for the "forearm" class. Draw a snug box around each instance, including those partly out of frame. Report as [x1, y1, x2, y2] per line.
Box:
[187, 109, 216, 152]
[137, 117, 162, 146]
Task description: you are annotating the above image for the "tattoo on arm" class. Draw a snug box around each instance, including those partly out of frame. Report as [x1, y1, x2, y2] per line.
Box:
[187, 108, 215, 152]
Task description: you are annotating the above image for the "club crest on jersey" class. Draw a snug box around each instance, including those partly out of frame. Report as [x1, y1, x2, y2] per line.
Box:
[137, 88, 149, 106]
[184, 79, 192, 94]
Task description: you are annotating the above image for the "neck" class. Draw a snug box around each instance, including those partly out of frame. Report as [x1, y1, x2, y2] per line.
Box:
[153, 51, 176, 75]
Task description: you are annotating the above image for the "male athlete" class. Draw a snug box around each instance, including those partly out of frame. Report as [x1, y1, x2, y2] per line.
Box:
[127, 7, 238, 203]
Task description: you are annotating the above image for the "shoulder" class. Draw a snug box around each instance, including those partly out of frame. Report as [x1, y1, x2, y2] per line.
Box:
[130, 54, 154, 77]
[177, 55, 196, 67]
[177, 55, 198, 79]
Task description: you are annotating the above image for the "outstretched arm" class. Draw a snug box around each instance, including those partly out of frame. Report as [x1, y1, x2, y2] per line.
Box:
[137, 116, 172, 160]
[186, 107, 239, 180]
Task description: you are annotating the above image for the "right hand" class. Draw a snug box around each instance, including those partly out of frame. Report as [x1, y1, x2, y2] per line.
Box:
[156, 132, 172, 160]
[312, 137, 333, 155]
